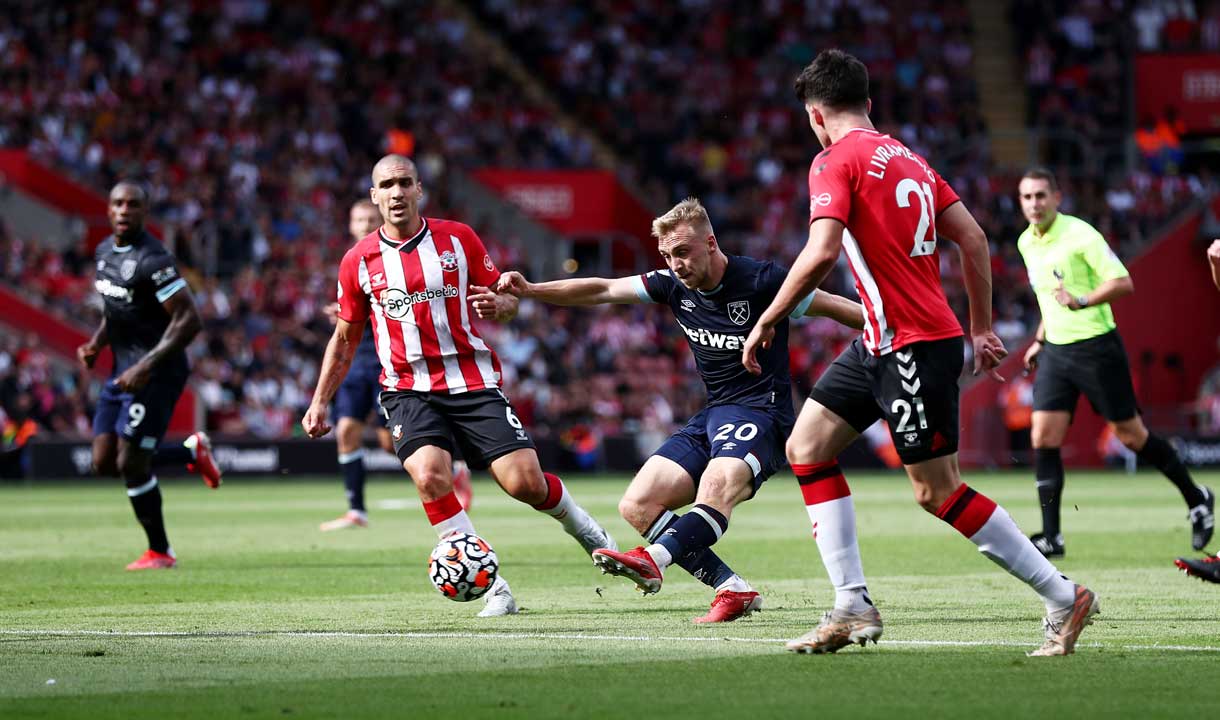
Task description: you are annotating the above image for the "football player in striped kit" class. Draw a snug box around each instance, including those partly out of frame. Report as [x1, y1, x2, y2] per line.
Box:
[302, 155, 615, 616]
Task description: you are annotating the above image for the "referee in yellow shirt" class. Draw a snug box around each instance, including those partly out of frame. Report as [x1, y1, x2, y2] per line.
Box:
[1017, 167, 1213, 557]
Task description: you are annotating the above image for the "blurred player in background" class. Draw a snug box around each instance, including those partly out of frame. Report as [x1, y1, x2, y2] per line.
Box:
[78, 181, 222, 570]
[496, 198, 863, 623]
[744, 49, 1097, 656]
[1174, 238, 1220, 584]
[319, 200, 471, 532]
[302, 155, 615, 616]
[1017, 168, 1213, 558]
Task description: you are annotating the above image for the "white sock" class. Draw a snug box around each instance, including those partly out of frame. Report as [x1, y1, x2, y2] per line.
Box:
[644, 543, 673, 569]
[714, 574, 752, 593]
[969, 505, 1077, 611]
[938, 485, 1077, 612]
[795, 463, 869, 608]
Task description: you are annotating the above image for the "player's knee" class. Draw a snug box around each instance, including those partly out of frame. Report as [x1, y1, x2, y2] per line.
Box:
[502, 469, 548, 505]
[617, 495, 655, 532]
[91, 456, 117, 477]
[697, 468, 745, 509]
[786, 435, 829, 465]
[1115, 425, 1146, 451]
[406, 463, 450, 498]
[116, 451, 148, 480]
[1030, 427, 1061, 448]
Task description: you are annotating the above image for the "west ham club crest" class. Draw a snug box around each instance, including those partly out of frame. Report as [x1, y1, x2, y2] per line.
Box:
[727, 300, 750, 326]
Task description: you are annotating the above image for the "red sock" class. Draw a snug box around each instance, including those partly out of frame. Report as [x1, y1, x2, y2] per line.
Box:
[423, 491, 475, 539]
[532, 472, 564, 511]
[934, 484, 997, 538]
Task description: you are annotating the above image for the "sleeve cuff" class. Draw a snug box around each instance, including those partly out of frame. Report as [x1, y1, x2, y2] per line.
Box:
[630, 274, 653, 303]
[789, 290, 817, 319]
[155, 278, 187, 303]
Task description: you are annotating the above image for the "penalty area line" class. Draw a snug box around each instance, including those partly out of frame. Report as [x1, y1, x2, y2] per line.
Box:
[2, 629, 1218, 653]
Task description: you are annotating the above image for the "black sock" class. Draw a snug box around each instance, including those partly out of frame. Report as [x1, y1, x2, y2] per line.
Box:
[1034, 448, 1064, 538]
[655, 504, 728, 565]
[127, 476, 169, 553]
[644, 510, 735, 589]
[153, 445, 193, 468]
[1138, 433, 1205, 508]
[340, 450, 367, 512]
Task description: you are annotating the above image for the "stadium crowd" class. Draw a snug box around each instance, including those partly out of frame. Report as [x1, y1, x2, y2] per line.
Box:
[0, 0, 1215, 449]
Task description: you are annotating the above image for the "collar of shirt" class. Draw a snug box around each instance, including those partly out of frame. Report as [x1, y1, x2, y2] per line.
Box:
[379, 218, 429, 253]
[1028, 213, 1064, 244]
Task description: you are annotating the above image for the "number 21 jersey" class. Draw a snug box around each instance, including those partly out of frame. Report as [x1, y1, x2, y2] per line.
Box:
[808, 128, 963, 356]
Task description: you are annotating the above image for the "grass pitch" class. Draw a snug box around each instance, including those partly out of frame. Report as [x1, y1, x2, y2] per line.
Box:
[2, 470, 1217, 719]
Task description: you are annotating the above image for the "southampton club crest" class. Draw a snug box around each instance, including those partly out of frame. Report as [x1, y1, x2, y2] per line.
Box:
[727, 300, 750, 326]
[439, 250, 459, 273]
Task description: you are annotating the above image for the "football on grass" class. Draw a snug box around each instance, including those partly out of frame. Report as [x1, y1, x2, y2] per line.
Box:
[428, 533, 498, 602]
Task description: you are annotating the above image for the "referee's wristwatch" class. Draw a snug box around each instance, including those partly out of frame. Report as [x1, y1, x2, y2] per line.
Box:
[1074, 295, 1090, 309]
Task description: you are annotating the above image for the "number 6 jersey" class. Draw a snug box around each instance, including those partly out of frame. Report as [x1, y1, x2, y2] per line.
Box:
[807, 128, 964, 355]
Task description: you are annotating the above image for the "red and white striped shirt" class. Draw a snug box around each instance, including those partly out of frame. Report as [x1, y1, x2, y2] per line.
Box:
[336, 217, 503, 394]
[807, 128, 964, 355]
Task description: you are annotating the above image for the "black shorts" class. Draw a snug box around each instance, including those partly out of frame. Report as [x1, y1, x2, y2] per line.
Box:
[92, 370, 188, 451]
[810, 336, 964, 465]
[379, 388, 535, 470]
[1033, 330, 1138, 421]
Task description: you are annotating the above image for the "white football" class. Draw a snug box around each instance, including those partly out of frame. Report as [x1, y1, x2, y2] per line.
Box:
[427, 532, 499, 602]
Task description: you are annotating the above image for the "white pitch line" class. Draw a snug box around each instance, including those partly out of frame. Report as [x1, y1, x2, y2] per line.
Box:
[2, 629, 1218, 653]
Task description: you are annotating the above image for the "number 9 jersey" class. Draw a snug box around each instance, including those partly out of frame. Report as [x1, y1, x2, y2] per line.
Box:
[807, 128, 963, 356]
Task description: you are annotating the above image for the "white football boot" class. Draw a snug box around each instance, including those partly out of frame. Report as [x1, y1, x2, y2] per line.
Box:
[571, 517, 618, 556]
[477, 576, 519, 617]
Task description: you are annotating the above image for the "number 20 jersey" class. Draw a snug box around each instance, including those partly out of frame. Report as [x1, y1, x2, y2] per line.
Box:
[807, 128, 963, 356]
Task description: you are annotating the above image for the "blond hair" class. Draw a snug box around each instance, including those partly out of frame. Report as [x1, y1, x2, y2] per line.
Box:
[651, 197, 713, 241]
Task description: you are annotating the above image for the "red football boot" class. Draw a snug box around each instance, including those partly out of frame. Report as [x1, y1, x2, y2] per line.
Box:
[184, 432, 222, 489]
[592, 546, 663, 594]
[126, 549, 177, 571]
[693, 590, 763, 624]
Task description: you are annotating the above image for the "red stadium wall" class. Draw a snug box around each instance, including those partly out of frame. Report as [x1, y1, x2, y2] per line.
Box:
[471, 169, 655, 271]
[0, 150, 161, 250]
[960, 199, 1220, 467]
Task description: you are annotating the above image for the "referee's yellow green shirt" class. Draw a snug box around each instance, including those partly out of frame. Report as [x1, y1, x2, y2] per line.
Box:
[1017, 212, 1129, 345]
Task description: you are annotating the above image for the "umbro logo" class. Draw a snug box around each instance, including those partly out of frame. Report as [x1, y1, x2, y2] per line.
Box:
[680, 299, 696, 312]
[721, 442, 737, 450]
[370, 272, 385, 286]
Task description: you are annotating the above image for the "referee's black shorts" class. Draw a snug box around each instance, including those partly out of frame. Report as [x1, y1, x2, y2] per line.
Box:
[1033, 330, 1138, 421]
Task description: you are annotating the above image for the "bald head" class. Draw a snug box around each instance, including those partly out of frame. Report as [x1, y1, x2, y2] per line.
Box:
[369, 154, 424, 236]
[108, 181, 148, 241]
[372, 154, 418, 185]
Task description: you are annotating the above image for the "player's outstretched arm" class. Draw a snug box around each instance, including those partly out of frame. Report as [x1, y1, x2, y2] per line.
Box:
[494, 270, 644, 306]
[804, 291, 865, 330]
[743, 218, 844, 374]
[935, 202, 1006, 380]
[303, 317, 365, 439]
[115, 290, 202, 392]
[1209, 239, 1220, 292]
[77, 316, 109, 369]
